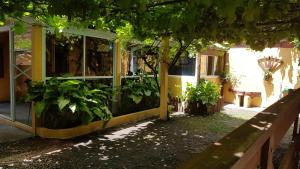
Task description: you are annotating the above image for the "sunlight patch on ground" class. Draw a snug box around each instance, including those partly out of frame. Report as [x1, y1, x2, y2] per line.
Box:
[74, 140, 93, 148]
[181, 131, 188, 136]
[46, 149, 62, 155]
[100, 121, 154, 141]
[170, 112, 185, 117]
[194, 134, 204, 138]
[31, 155, 41, 159]
[99, 156, 109, 160]
[99, 145, 106, 150]
[23, 159, 33, 162]
[224, 104, 264, 112]
[143, 134, 155, 140]
[222, 104, 263, 120]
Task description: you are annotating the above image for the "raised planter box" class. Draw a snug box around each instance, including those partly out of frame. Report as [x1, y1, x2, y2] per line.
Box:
[36, 108, 160, 139]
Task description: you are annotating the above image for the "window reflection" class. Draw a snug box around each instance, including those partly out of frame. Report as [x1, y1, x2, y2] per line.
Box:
[200, 55, 220, 76]
[46, 33, 83, 77]
[121, 47, 157, 76]
[85, 37, 113, 76]
[14, 25, 33, 125]
[14, 26, 32, 100]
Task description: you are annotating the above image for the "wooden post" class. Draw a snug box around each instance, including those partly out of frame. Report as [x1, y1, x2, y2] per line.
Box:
[195, 52, 201, 84]
[159, 36, 169, 120]
[112, 39, 121, 114]
[31, 25, 44, 134]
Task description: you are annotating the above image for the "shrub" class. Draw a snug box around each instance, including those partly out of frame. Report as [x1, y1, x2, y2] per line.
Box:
[120, 75, 160, 115]
[184, 80, 221, 115]
[26, 78, 112, 129]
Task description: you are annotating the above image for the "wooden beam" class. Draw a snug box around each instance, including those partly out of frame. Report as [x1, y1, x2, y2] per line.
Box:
[31, 25, 44, 134]
[112, 39, 121, 114]
[195, 52, 201, 84]
[159, 36, 169, 120]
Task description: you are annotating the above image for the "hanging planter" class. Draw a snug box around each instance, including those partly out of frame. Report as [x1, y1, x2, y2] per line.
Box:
[258, 56, 283, 82]
[263, 71, 273, 81]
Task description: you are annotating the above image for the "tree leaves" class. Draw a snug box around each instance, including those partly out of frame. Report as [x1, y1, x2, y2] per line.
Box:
[2, 0, 300, 51]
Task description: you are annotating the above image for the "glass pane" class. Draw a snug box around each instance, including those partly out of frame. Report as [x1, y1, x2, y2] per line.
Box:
[207, 56, 218, 76]
[85, 37, 113, 76]
[46, 32, 83, 77]
[121, 49, 131, 76]
[0, 31, 11, 118]
[123, 48, 158, 76]
[14, 26, 32, 125]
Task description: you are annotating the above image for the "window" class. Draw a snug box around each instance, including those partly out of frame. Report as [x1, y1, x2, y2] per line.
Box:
[85, 37, 113, 76]
[169, 54, 196, 76]
[45, 31, 114, 81]
[121, 47, 157, 76]
[200, 55, 220, 76]
[46, 33, 83, 77]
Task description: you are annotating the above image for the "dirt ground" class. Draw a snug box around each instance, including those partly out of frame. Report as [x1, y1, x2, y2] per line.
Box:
[0, 106, 291, 169]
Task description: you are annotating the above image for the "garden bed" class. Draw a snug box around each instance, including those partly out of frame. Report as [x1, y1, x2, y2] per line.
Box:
[36, 108, 160, 139]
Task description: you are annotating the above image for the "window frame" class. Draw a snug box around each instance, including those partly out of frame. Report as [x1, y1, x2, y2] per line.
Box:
[200, 55, 219, 77]
[44, 28, 116, 81]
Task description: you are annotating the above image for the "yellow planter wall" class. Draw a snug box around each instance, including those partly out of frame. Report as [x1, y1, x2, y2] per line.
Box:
[168, 75, 221, 98]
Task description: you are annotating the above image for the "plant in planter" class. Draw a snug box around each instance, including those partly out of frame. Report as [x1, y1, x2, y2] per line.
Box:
[184, 80, 221, 115]
[120, 74, 160, 115]
[221, 70, 240, 89]
[26, 78, 112, 129]
[263, 71, 273, 81]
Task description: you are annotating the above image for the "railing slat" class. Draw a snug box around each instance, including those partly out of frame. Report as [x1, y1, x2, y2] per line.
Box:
[279, 142, 296, 169]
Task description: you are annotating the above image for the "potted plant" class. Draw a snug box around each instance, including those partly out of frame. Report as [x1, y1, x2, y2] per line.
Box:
[221, 70, 240, 89]
[26, 78, 112, 129]
[263, 71, 273, 81]
[184, 80, 221, 115]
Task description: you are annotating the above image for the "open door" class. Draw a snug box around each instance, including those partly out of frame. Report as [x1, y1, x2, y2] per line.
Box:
[0, 28, 12, 120]
[0, 25, 33, 128]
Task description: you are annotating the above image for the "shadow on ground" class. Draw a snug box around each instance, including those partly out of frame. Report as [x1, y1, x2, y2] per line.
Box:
[0, 111, 258, 169]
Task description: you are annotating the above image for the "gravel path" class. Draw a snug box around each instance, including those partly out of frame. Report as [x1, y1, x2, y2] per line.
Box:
[0, 105, 289, 169]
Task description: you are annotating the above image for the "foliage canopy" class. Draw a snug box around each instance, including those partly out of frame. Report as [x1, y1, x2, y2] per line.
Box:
[2, 0, 300, 50]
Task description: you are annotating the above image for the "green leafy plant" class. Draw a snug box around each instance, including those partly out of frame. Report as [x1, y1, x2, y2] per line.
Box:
[119, 74, 160, 115]
[122, 75, 159, 104]
[185, 81, 220, 106]
[184, 80, 221, 115]
[221, 70, 240, 89]
[26, 78, 112, 129]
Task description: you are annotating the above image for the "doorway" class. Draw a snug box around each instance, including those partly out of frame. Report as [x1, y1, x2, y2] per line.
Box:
[0, 26, 32, 128]
[0, 30, 11, 120]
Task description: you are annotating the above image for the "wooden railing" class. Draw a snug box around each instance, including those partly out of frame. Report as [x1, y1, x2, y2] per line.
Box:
[178, 89, 300, 169]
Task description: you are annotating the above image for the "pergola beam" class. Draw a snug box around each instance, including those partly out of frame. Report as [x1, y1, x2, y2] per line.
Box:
[159, 36, 170, 120]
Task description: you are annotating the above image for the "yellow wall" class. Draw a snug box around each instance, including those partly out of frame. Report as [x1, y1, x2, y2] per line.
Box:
[168, 75, 221, 98]
[0, 32, 10, 102]
[225, 47, 300, 107]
